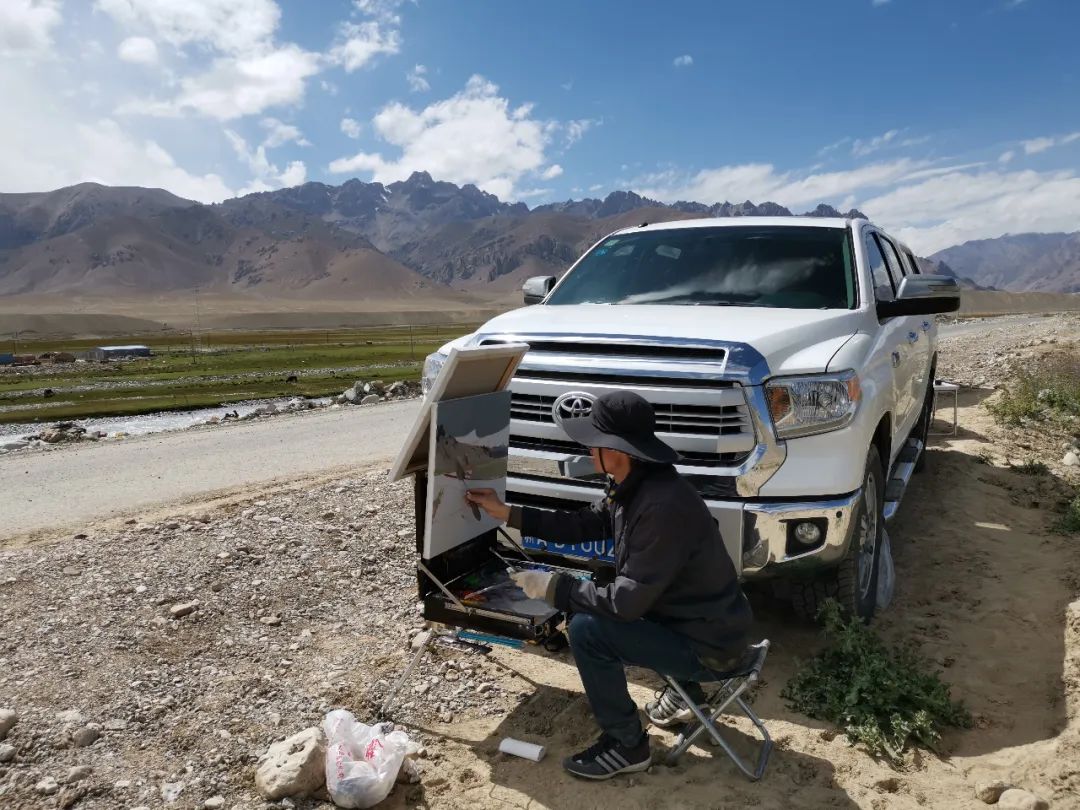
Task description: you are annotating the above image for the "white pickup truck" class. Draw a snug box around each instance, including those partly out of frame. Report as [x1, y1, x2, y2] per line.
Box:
[423, 217, 960, 620]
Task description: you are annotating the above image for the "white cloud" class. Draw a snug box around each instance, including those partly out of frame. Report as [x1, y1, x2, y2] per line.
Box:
[588, 184, 604, 192]
[817, 136, 851, 156]
[999, 150, 1015, 164]
[340, 117, 362, 138]
[119, 45, 320, 120]
[407, 63, 429, 92]
[1020, 132, 1080, 155]
[1023, 136, 1055, 155]
[541, 164, 563, 180]
[226, 129, 306, 193]
[95, 0, 281, 55]
[103, 0, 321, 120]
[328, 75, 554, 200]
[564, 118, 598, 147]
[260, 117, 309, 147]
[329, 20, 400, 72]
[673, 54, 693, 68]
[0, 0, 62, 57]
[864, 167, 1080, 253]
[117, 35, 158, 64]
[852, 129, 898, 157]
[636, 159, 923, 210]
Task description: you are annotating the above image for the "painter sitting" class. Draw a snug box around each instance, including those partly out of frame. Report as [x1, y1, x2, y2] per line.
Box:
[466, 390, 752, 780]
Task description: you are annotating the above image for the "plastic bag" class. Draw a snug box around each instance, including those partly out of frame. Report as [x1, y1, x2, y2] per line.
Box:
[324, 710, 410, 808]
[876, 528, 894, 611]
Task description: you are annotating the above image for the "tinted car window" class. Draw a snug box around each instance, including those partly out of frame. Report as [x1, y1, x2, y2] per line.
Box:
[546, 226, 856, 309]
[863, 233, 894, 301]
[876, 234, 905, 293]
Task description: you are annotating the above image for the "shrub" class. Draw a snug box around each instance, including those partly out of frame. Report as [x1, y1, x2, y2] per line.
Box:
[1056, 495, 1080, 534]
[1014, 460, 1050, 476]
[988, 352, 1080, 426]
[782, 601, 971, 764]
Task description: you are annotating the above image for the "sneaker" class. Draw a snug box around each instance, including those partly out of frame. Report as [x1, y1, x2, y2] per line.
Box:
[562, 733, 652, 780]
[645, 684, 708, 727]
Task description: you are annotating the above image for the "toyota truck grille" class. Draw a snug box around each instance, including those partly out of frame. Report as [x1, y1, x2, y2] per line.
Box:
[510, 393, 749, 437]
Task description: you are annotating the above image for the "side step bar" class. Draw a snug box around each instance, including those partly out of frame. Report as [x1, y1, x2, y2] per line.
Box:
[883, 438, 923, 521]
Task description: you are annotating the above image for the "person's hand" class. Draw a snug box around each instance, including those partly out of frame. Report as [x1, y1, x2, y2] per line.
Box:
[465, 488, 511, 523]
[511, 569, 553, 601]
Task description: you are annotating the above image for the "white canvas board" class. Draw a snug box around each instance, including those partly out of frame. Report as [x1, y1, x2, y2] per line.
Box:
[423, 391, 511, 559]
[388, 342, 528, 481]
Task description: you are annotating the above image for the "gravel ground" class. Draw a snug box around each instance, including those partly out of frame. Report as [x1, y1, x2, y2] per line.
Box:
[1, 314, 1078, 810]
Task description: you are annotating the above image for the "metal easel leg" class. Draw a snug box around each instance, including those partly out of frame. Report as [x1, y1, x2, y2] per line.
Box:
[380, 630, 434, 718]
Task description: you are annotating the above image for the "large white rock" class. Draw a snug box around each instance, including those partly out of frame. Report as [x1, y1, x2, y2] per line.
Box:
[343, 387, 359, 403]
[360, 394, 381, 405]
[1063, 451, 1080, 467]
[255, 726, 326, 800]
[997, 788, 1050, 810]
[0, 709, 16, 740]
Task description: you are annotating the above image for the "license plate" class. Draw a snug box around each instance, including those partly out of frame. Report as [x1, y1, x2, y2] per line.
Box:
[522, 536, 615, 562]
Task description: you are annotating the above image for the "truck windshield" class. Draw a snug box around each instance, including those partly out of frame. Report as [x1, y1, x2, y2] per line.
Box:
[545, 225, 855, 309]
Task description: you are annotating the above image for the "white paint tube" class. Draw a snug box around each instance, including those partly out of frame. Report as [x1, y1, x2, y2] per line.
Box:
[498, 737, 546, 762]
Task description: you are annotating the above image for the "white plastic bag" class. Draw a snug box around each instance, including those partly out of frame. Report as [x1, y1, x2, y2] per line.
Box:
[876, 528, 895, 611]
[324, 710, 410, 808]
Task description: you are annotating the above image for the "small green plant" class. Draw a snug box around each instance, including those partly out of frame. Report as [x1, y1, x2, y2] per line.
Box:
[1014, 460, 1050, 476]
[782, 601, 971, 764]
[1055, 495, 1080, 534]
[988, 352, 1080, 426]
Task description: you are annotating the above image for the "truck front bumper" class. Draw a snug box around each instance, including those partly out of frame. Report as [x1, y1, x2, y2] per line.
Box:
[506, 475, 863, 579]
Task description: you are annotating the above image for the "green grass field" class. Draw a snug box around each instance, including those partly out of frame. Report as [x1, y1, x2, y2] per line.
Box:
[0, 325, 475, 424]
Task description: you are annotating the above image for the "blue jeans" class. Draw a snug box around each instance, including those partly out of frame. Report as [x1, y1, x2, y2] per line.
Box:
[567, 613, 717, 747]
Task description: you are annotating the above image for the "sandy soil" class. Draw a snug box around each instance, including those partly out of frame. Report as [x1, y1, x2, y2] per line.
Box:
[1, 322, 1078, 810]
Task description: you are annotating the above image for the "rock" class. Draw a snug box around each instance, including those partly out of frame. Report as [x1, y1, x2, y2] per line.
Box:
[62, 566, 81, 576]
[255, 726, 327, 800]
[997, 789, 1049, 810]
[260, 615, 282, 626]
[343, 387, 359, 403]
[438, 710, 453, 723]
[360, 394, 381, 405]
[975, 780, 1011, 803]
[65, 765, 92, 783]
[0, 743, 14, 762]
[411, 630, 431, 650]
[1064, 451, 1080, 467]
[56, 709, 85, 725]
[203, 796, 226, 809]
[0, 708, 17, 740]
[170, 601, 199, 619]
[35, 776, 60, 795]
[72, 723, 101, 747]
[161, 781, 186, 802]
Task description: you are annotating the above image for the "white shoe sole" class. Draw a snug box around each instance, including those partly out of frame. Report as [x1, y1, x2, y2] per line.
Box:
[564, 756, 652, 780]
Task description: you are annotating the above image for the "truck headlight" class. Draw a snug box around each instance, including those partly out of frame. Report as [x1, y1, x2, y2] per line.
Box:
[421, 351, 448, 394]
[765, 371, 861, 439]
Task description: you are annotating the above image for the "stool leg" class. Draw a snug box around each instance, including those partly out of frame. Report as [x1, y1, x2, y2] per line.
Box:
[662, 677, 773, 781]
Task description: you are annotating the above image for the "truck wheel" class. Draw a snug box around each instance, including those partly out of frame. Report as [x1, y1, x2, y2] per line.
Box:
[790, 445, 884, 623]
[912, 379, 935, 474]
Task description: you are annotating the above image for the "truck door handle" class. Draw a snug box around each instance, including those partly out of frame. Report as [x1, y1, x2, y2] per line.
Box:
[907, 331, 919, 344]
[921, 320, 932, 332]
[891, 351, 901, 368]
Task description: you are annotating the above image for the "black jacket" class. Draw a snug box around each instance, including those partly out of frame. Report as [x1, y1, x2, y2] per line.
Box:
[508, 463, 752, 660]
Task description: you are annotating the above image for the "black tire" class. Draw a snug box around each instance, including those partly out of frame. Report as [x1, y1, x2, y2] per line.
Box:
[790, 445, 885, 623]
[912, 376, 935, 474]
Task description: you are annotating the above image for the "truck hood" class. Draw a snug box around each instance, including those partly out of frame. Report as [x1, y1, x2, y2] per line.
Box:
[473, 304, 866, 377]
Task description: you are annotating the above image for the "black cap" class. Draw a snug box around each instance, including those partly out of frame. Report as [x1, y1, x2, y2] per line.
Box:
[561, 391, 679, 464]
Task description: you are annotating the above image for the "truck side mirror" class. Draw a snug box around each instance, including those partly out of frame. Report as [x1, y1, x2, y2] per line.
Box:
[876, 274, 960, 319]
[522, 275, 556, 305]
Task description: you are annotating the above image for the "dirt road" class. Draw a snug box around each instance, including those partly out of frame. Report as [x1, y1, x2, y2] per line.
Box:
[0, 400, 421, 542]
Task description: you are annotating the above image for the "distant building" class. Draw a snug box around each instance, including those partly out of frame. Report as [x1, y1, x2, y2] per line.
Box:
[0, 353, 13, 366]
[78, 345, 153, 362]
[39, 351, 76, 364]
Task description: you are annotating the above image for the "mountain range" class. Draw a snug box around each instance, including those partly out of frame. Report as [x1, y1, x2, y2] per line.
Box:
[0, 174, 1075, 305]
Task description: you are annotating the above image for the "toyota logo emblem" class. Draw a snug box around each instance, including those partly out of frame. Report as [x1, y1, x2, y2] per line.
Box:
[553, 391, 596, 428]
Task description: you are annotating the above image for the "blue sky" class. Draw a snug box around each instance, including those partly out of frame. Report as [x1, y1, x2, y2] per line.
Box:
[1, 0, 1078, 252]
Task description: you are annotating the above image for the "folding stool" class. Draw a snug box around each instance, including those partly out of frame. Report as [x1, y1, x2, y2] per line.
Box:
[659, 639, 772, 781]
